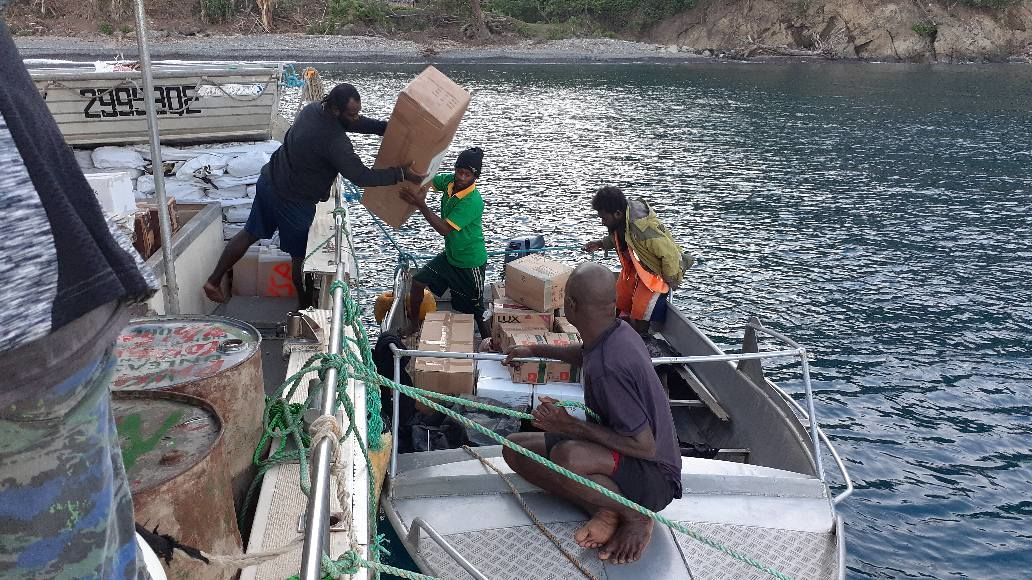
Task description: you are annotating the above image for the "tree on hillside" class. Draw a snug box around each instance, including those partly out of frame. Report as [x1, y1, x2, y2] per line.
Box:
[469, 0, 490, 39]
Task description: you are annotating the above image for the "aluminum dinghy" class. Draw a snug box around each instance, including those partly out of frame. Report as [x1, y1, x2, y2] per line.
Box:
[380, 289, 853, 580]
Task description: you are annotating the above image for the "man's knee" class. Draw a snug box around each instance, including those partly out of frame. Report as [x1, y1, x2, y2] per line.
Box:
[502, 433, 524, 467]
[503, 432, 542, 466]
[551, 440, 612, 476]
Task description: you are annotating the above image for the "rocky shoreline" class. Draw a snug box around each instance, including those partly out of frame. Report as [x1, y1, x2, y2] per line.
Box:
[13, 32, 1032, 64]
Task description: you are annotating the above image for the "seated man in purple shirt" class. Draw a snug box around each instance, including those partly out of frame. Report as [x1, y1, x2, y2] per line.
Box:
[504, 262, 683, 565]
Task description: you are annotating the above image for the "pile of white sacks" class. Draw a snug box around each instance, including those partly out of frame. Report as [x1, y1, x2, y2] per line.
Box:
[74, 140, 281, 241]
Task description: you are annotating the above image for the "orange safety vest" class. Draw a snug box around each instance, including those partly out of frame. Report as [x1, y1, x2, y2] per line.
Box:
[613, 233, 669, 294]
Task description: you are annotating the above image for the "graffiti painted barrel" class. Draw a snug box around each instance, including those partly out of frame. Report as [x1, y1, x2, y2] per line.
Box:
[113, 391, 241, 580]
[111, 316, 265, 524]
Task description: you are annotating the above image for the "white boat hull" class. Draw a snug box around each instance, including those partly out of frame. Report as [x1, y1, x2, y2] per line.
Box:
[30, 64, 281, 146]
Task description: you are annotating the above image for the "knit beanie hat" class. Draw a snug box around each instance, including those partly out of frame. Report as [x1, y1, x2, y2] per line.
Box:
[455, 147, 484, 177]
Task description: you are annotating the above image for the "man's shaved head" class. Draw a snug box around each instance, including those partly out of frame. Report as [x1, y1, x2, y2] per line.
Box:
[567, 262, 616, 308]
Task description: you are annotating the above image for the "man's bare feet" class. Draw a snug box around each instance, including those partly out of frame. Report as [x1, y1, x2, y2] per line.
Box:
[598, 515, 653, 564]
[574, 509, 620, 549]
[203, 280, 227, 303]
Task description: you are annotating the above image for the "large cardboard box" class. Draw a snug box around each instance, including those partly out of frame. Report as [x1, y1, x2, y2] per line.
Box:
[543, 332, 582, 383]
[361, 66, 471, 228]
[491, 299, 554, 343]
[503, 331, 582, 385]
[495, 320, 551, 349]
[505, 255, 573, 312]
[413, 312, 476, 395]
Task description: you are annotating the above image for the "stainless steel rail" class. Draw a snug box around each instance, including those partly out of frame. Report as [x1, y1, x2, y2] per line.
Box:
[300, 198, 349, 580]
[768, 380, 854, 504]
[406, 518, 490, 580]
[133, 0, 179, 314]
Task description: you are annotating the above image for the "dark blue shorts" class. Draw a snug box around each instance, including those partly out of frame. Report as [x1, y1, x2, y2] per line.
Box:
[244, 174, 316, 258]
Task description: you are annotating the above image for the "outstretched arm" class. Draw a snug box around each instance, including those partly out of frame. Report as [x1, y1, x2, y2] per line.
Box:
[400, 183, 454, 237]
[347, 116, 388, 136]
[505, 344, 583, 367]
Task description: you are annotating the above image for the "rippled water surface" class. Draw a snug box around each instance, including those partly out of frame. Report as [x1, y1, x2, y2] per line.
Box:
[285, 62, 1032, 579]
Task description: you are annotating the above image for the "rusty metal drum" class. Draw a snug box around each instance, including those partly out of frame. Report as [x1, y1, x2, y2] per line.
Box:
[113, 391, 241, 580]
[110, 315, 265, 523]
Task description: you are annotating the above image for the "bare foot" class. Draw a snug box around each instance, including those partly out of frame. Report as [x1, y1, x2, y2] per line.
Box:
[598, 516, 653, 565]
[574, 510, 619, 549]
[203, 280, 227, 303]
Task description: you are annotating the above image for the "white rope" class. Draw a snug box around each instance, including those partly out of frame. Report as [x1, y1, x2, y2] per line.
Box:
[308, 413, 363, 554]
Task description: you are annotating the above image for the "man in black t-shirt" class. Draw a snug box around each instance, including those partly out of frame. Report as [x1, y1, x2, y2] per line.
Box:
[504, 262, 682, 565]
[202, 83, 424, 308]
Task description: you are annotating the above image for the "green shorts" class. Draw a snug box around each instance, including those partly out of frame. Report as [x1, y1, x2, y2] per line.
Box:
[414, 253, 486, 322]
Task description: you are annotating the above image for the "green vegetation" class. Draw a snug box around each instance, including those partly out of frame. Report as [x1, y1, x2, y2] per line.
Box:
[98, 22, 114, 35]
[119, 24, 132, 34]
[911, 20, 938, 40]
[200, 0, 236, 24]
[490, 0, 696, 33]
[325, 0, 390, 28]
[516, 16, 616, 39]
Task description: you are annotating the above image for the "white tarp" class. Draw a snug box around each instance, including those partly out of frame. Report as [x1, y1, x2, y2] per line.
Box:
[227, 152, 269, 177]
[175, 154, 228, 179]
[76, 141, 280, 218]
[92, 146, 146, 170]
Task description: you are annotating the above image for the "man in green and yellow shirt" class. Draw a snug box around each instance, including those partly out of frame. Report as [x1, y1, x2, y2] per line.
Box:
[401, 147, 490, 338]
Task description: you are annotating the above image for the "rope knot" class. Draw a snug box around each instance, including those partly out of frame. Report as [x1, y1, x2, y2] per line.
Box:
[325, 550, 362, 576]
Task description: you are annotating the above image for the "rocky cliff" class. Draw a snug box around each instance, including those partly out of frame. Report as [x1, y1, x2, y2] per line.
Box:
[647, 0, 1032, 61]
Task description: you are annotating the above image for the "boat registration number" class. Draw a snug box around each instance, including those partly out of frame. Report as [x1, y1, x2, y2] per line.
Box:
[79, 85, 202, 119]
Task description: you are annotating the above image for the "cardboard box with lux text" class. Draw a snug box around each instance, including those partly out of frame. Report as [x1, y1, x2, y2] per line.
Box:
[505, 254, 573, 312]
[491, 299, 554, 344]
[413, 312, 476, 395]
[495, 320, 552, 350]
[504, 331, 582, 384]
[361, 66, 471, 229]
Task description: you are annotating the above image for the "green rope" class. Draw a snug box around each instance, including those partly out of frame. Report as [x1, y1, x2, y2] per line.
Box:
[312, 551, 437, 580]
[305, 307, 791, 579]
[373, 375, 601, 423]
[252, 199, 789, 580]
[378, 376, 794, 580]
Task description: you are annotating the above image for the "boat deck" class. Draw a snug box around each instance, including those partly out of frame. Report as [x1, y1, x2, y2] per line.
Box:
[388, 447, 839, 580]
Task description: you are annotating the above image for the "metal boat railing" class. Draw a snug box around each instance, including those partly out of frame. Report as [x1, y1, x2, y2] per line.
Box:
[383, 292, 853, 504]
[300, 194, 352, 580]
[406, 518, 490, 580]
[767, 381, 854, 504]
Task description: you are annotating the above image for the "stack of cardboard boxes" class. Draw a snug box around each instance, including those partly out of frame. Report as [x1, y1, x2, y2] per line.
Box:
[406, 254, 588, 418]
[411, 311, 476, 396]
[493, 254, 582, 385]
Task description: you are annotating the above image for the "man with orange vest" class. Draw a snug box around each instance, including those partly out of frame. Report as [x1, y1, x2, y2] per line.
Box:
[583, 186, 693, 334]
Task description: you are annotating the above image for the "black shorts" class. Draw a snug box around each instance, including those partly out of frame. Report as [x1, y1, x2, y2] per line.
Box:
[544, 434, 677, 513]
[244, 174, 316, 258]
[413, 253, 486, 321]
